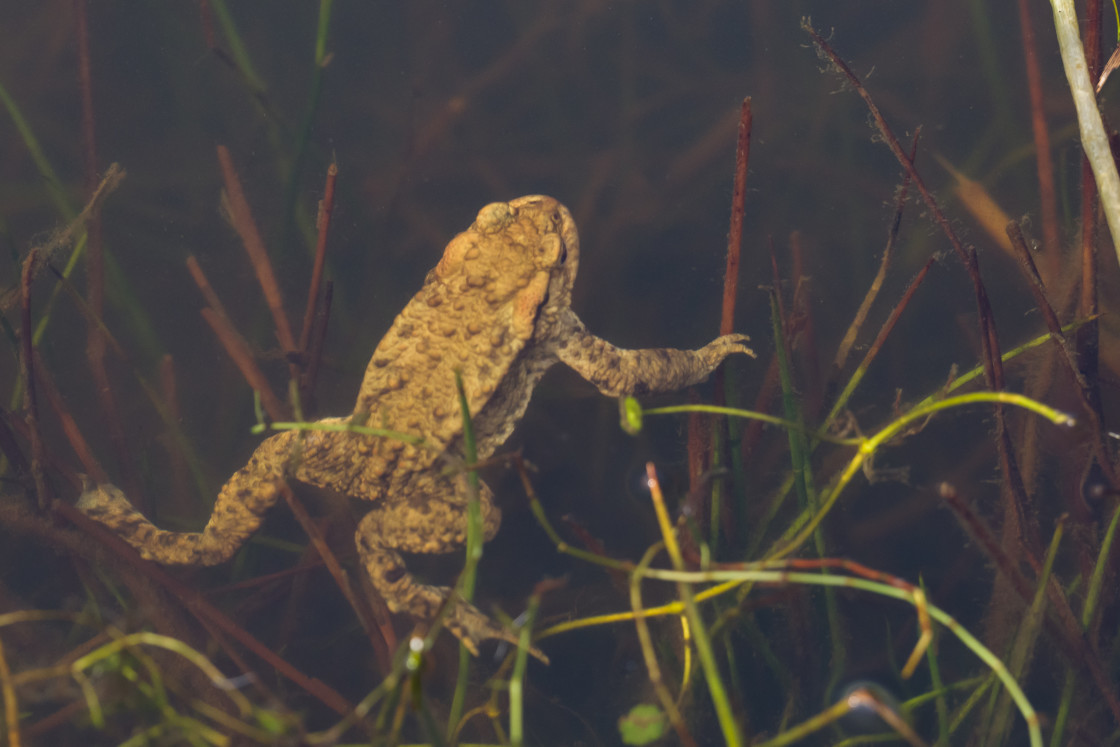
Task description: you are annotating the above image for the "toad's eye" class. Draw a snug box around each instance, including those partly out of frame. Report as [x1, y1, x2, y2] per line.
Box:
[551, 210, 562, 228]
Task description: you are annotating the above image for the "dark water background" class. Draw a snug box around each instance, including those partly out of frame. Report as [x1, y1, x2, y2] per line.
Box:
[2, 1, 1118, 744]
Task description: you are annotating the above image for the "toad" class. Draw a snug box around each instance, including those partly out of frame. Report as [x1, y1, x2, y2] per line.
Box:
[78, 195, 753, 660]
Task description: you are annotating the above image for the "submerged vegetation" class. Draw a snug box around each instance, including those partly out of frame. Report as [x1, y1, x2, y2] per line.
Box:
[2, 2, 1120, 745]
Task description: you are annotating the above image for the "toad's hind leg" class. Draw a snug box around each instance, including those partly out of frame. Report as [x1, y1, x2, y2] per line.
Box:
[354, 477, 546, 662]
[78, 431, 297, 566]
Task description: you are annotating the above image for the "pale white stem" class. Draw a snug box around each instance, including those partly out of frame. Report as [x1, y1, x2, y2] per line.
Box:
[1049, 0, 1120, 266]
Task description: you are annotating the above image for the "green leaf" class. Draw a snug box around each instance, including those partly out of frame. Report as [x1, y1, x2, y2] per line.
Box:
[619, 396, 643, 435]
[618, 703, 668, 745]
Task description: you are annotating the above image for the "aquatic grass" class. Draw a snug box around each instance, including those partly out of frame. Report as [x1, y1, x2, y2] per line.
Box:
[527, 474, 1045, 746]
[447, 370, 485, 741]
[983, 515, 1063, 745]
[0, 611, 291, 742]
[591, 385, 1067, 744]
[643, 383, 1073, 565]
[1049, 500, 1120, 746]
[4, 6, 1117, 744]
[646, 463, 742, 746]
[0, 72, 164, 362]
[765, 277, 848, 698]
[283, 0, 336, 250]
[529, 379, 1060, 744]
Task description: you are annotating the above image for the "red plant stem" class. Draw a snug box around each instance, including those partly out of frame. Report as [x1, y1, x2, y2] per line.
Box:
[215, 146, 297, 355]
[1006, 223, 1086, 382]
[185, 255, 232, 320]
[187, 255, 286, 419]
[75, 0, 97, 197]
[300, 162, 337, 353]
[1016, 0, 1060, 274]
[199, 308, 287, 423]
[301, 280, 332, 400]
[721, 97, 751, 337]
[279, 483, 393, 670]
[861, 257, 935, 377]
[698, 99, 752, 544]
[22, 700, 88, 741]
[197, 0, 217, 50]
[1082, 2, 1102, 318]
[34, 350, 107, 484]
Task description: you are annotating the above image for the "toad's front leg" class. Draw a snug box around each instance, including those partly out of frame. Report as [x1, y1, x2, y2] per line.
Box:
[554, 309, 754, 397]
[354, 473, 547, 663]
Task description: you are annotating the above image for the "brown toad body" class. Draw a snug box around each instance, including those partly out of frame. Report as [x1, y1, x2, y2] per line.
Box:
[79, 195, 753, 659]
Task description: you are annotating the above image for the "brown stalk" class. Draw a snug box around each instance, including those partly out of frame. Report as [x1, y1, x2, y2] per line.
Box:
[1086, 0, 1104, 87]
[278, 482, 394, 671]
[853, 257, 935, 401]
[1007, 220, 1116, 487]
[299, 161, 337, 353]
[788, 232, 820, 415]
[1075, 1, 1114, 499]
[199, 308, 287, 423]
[74, 0, 99, 232]
[1006, 223, 1092, 395]
[186, 252, 287, 421]
[937, 480, 1041, 590]
[210, 562, 325, 593]
[685, 388, 708, 505]
[1015, 0, 1060, 273]
[158, 355, 193, 513]
[833, 130, 920, 373]
[21, 700, 87, 741]
[185, 255, 233, 321]
[0, 408, 31, 491]
[20, 251, 49, 510]
[53, 501, 358, 719]
[215, 145, 297, 355]
[696, 98, 751, 538]
[720, 97, 751, 337]
[33, 349, 107, 485]
[301, 280, 332, 407]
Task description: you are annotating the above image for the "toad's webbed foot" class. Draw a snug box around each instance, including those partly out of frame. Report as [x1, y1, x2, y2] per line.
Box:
[355, 507, 547, 663]
[442, 590, 549, 664]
